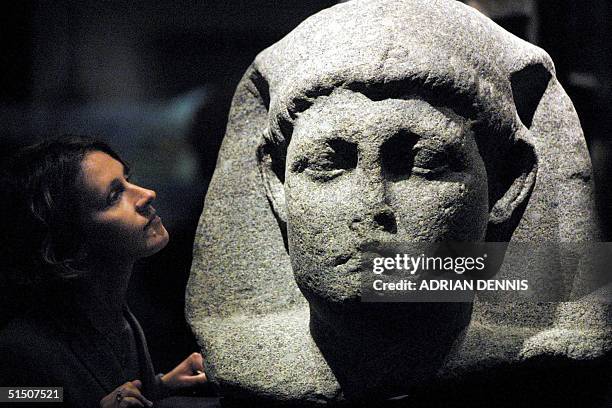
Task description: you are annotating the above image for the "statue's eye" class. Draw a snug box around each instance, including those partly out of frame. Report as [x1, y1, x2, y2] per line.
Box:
[381, 131, 418, 179]
[411, 147, 451, 176]
[382, 131, 459, 180]
[296, 139, 358, 181]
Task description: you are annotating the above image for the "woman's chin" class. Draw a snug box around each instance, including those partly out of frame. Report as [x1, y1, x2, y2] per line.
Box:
[144, 225, 170, 257]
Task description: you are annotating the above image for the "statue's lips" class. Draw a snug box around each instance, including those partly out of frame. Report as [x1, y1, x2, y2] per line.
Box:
[329, 242, 439, 281]
[345, 241, 439, 280]
[332, 255, 363, 275]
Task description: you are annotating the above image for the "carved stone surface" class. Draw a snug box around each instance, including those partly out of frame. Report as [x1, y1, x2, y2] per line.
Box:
[186, 0, 610, 405]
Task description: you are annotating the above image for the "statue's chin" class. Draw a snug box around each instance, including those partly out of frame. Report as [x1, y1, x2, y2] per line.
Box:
[305, 296, 475, 401]
[304, 288, 474, 334]
[295, 277, 362, 309]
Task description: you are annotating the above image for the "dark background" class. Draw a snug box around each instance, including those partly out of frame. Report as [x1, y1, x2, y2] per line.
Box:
[1, 0, 611, 373]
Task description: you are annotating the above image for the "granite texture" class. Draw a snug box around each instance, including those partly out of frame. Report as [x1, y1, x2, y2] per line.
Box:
[186, 0, 609, 405]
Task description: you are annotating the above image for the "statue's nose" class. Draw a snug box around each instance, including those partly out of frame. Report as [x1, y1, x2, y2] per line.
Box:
[350, 159, 398, 234]
[372, 208, 397, 233]
[350, 205, 398, 235]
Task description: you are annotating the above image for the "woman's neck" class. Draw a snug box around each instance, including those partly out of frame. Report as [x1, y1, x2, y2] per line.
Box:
[73, 260, 134, 326]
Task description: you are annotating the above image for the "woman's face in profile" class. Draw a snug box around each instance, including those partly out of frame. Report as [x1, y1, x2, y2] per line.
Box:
[78, 150, 169, 263]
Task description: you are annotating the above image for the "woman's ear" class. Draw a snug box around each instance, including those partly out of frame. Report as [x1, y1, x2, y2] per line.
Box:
[257, 135, 287, 239]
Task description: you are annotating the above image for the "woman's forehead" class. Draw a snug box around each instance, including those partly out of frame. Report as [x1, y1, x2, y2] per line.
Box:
[79, 151, 125, 194]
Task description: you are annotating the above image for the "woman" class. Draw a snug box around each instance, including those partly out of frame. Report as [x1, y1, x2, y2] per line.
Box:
[0, 136, 208, 407]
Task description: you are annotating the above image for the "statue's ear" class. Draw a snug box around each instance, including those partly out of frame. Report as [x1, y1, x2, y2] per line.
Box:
[510, 63, 551, 129]
[248, 67, 288, 245]
[486, 138, 537, 240]
[486, 62, 550, 240]
[257, 136, 287, 238]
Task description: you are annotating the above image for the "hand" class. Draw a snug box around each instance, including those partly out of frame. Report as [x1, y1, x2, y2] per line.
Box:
[100, 380, 153, 407]
[160, 352, 208, 391]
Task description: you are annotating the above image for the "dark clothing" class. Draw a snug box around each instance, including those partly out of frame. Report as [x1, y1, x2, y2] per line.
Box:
[0, 305, 164, 407]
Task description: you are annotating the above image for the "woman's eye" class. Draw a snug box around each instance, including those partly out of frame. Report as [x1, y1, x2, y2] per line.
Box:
[106, 188, 123, 206]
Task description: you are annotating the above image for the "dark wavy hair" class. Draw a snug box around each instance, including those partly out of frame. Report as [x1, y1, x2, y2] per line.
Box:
[1, 135, 128, 289]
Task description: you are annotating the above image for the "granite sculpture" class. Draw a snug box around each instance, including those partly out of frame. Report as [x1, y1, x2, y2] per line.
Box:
[186, 0, 611, 405]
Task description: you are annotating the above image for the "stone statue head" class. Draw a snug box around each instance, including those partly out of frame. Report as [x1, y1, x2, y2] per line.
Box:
[187, 0, 602, 405]
[257, 68, 539, 316]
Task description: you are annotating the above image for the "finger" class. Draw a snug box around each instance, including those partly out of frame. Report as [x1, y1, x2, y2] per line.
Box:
[119, 396, 144, 407]
[119, 386, 153, 407]
[182, 372, 208, 385]
[121, 381, 140, 394]
[189, 352, 205, 371]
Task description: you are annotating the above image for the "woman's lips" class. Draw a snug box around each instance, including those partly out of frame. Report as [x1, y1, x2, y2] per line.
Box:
[145, 214, 161, 230]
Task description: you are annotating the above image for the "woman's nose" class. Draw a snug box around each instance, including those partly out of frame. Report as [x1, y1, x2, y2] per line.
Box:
[135, 186, 156, 213]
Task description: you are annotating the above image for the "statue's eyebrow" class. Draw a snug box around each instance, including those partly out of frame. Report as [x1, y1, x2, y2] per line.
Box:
[276, 76, 477, 145]
[269, 68, 498, 163]
[293, 69, 479, 116]
[343, 79, 478, 122]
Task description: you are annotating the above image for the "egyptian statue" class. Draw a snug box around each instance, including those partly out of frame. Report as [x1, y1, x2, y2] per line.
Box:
[186, 0, 611, 406]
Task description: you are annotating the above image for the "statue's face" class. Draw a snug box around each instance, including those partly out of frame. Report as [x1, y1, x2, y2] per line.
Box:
[284, 90, 489, 306]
